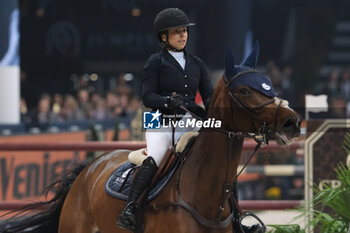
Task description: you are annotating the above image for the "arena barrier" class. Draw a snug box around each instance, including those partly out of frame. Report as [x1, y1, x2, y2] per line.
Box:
[238, 165, 304, 176]
[0, 200, 302, 211]
[0, 140, 304, 211]
[0, 140, 303, 151]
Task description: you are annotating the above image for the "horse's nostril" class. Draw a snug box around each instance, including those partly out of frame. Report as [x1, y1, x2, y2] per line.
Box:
[283, 118, 296, 129]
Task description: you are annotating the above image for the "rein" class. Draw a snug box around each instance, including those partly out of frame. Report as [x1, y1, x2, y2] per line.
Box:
[150, 71, 275, 232]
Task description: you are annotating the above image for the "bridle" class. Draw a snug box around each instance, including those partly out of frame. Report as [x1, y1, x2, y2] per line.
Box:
[222, 69, 283, 140]
[150, 70, 286, 232]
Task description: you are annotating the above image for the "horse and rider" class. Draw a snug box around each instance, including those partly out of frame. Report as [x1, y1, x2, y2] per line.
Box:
[0, 7, 301, 233]
[117, 8, 273, 233]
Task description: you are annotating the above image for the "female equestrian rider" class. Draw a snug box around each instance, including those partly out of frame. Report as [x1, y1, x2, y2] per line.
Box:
[117, 8, 262, 233]
[117, 8, 212, 231]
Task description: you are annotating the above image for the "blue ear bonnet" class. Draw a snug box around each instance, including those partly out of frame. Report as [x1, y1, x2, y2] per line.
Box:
[225, 42, 277, 98]
[229, 69, 277, 98]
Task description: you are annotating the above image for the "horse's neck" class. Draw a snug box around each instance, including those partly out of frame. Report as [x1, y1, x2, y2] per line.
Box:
[175, 77, 244, 214]
[179, 131, 244, 212]
[206, 78, 238, 130]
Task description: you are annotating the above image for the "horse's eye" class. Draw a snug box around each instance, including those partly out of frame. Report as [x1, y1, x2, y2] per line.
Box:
[238, 88, 251, 96]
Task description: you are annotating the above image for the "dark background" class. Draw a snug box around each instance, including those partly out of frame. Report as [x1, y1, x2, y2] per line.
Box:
[17, 0, 347, 108]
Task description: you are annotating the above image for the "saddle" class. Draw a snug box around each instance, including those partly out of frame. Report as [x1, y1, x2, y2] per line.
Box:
[105, 132, 198, 202]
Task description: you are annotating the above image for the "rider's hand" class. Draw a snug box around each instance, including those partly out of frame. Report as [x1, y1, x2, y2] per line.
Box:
[165, 94, 183, 108]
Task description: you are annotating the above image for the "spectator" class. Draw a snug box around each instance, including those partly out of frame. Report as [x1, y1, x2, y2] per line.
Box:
[20, 97, 28, 122]
[112, 104, 124, 118]
[127, 95, 141, 115]
[60, 94, 85, 121]
[77, 88, 91, 118]
[118, 93, 129, 116]
[106, 91, 120, 118]
[90, 92, 101, 107]
[116, 74, 133, 96]
[28, 94, 59, 124]
[52, 93, 63, 115]
[324, 70, 340, 96]
[90, 98, 108, 121]
[340, 68, 350, 101]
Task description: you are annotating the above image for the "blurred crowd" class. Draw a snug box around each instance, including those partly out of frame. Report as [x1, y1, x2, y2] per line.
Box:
[256, 61, 350, 119]
[22, 61, 350, 127]
[264, 61, 295, 104]
[20, 79, 141, 126]
[314, 67, 350, 118]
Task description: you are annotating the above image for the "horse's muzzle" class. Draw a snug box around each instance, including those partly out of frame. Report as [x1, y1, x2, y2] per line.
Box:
[281, 116, 301, 139]
[267, 115, 301, 146]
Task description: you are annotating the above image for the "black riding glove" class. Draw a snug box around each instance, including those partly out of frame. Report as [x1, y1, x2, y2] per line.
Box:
[165, 94, 183, 108]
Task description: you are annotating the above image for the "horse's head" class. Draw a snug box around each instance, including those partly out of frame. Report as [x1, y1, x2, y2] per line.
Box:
[208, 42, 301, 145]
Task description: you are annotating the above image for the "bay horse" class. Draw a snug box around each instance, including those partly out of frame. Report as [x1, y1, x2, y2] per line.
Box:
[0, 43, 301, 233]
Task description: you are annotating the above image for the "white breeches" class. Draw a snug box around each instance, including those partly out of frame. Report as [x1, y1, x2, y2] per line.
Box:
[145, 113, 200, 166]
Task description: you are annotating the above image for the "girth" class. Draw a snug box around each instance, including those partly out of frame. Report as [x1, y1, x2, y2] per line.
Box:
[151, 195, 234, 229]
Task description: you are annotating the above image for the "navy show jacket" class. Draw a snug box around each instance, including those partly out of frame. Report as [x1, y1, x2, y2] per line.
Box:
[142, 48, 213, 117]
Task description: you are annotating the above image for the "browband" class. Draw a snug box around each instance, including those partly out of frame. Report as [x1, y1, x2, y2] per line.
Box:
[224, 70, 258, 88]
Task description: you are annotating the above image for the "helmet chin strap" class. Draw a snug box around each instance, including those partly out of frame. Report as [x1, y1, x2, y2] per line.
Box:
[165, 43, 185, 52]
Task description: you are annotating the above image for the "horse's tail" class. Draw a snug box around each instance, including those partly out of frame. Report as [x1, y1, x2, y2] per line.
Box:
[0, 161, 88, 233]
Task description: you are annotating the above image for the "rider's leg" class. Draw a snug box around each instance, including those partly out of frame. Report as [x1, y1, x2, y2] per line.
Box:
[117, 131, 172, 232]
[117, 156, 158, 232]
[146, 130, 172, 166]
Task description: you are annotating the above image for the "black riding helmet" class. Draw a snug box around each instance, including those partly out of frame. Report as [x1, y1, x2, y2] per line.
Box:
[153, 8, 195, 43]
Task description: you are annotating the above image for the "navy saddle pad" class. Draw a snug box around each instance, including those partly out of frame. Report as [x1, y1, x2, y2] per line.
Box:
[105, 160, 179, 202]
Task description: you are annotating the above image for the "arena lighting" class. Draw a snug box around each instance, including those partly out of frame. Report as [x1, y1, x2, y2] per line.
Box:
[90, 73, 98, 81]
[131, 8, 141, 17]
[83, 74, 90, 81]
[124, 73, 134, 81]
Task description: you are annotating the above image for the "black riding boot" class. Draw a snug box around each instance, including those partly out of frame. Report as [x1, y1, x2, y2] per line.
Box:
[117, 157, 158, 232]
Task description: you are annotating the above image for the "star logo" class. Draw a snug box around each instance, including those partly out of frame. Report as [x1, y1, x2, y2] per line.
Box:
[150, 110, 162, 122]
[143, 110, 162, 129]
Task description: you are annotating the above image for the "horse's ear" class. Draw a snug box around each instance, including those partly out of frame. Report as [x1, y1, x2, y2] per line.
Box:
[225, 45, 235, 77]
[241, 41, 259, 68]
